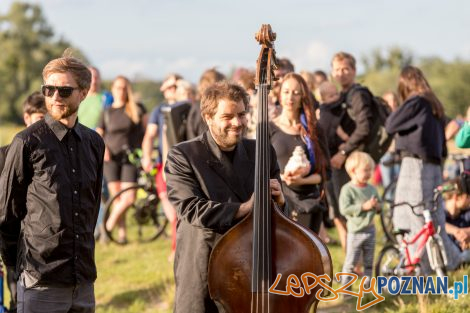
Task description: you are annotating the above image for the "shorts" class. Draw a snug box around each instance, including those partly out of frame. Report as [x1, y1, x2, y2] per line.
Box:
[103, 158, 139, 183]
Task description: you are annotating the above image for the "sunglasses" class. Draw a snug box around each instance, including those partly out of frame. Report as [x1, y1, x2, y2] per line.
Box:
[41, 85, 79, 98]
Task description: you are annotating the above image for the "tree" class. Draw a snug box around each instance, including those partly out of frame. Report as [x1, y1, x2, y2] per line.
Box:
[361, 48, 470, 117]
[0, 2, 87, 123]
[421, 58, 470, 117]
[362, 46, 413, 73]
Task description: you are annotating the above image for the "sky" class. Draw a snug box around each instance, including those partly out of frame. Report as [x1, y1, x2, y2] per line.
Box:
[1, 0, 470, 83]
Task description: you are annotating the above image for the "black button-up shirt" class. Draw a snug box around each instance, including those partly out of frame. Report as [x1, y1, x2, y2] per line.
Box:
[0, 114, 104, 286]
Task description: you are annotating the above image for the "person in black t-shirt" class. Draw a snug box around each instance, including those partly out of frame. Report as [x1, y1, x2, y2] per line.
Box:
[96, 76, 147, 244]
[269, 73, 330, 234]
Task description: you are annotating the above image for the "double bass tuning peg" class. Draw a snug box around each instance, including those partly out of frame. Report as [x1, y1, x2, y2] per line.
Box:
[255, 24, 276, 46]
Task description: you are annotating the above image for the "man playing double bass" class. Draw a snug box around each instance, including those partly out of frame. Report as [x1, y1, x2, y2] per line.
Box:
[165, 81, 286, 313]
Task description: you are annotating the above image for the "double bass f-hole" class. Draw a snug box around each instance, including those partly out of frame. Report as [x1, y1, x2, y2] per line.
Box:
[207, 24, 332, 313]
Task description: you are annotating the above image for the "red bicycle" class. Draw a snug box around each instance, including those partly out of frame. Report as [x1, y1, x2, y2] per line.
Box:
[375, 184, 454, 280]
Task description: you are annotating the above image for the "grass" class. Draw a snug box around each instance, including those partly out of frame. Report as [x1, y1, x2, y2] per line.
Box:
[318, 216, 470, 313]
[92, 215, 470, 313]
[1, 122, 469, 312]
[94, 236, 175, 313]
[0, 124, 23, 146]
[3, 214, 469, 312]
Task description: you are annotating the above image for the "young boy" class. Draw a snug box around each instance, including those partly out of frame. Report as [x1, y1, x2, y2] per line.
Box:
[339, 151, 380, 289]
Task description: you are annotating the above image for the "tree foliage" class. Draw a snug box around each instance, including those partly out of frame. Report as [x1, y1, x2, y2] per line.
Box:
[360, 47, 470, 117]
[0, 2, 87, 123]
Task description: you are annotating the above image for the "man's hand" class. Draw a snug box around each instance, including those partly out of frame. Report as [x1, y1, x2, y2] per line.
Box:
[104, 147, 111, 162]
[141, 157, 153, 173]
[236, 179, 285, 218]
[330, 152, 347, 169]
[455, 228, 470, 247]
[236, 194, 254, 219]
[270, 179, 285, 208]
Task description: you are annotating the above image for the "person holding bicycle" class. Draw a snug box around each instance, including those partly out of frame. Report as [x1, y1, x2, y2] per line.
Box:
[339, 151, 380, 289]
[97, 76, 147, 244]
[385, 66, 462, 273]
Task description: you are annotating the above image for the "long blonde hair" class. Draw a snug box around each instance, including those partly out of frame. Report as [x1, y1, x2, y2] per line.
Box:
[112, 75, 140, 124]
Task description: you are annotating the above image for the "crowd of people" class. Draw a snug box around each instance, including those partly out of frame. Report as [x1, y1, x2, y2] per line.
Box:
[0, 49, 469, 313]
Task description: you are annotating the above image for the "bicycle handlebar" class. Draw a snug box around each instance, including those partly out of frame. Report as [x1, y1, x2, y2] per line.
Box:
[393, 183, 457, 217]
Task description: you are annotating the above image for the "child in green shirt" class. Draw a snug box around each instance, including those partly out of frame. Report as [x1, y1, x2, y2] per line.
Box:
[339, 151, 380, 289]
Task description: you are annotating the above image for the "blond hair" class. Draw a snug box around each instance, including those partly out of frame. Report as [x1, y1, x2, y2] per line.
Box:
[345, 151, 375, 177]
[42, 55, 91, 91]
[112, 76, 140, 124]
[331, 52, 356, 70]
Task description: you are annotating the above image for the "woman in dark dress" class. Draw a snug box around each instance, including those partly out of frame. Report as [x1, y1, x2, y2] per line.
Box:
[269, 72, 330, 234]
[97, 76, 147, 243]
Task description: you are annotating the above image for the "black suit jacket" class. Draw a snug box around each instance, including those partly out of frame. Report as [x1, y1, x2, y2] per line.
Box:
[165, 131, 281, 313]
[0, 145, 9, 174]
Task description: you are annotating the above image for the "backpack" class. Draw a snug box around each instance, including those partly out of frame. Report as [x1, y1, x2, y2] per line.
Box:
[341, 85, 393, 163]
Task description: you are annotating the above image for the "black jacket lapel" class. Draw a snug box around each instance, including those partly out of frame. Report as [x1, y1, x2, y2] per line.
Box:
[203, 131, 254, 201]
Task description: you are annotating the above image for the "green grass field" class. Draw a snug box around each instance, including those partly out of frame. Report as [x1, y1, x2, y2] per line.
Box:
[91, 215, 469, 313]
[1, 123, 469, 312]
[0, 124, 23, 146]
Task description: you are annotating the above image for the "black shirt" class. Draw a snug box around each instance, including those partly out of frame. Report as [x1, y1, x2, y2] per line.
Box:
[0, 145, 9, 174]
[269, 122, 330, 213]
[186, 103, 208, 140]
[97, 104, 146, 156]
[341, 84, 374, 154]
[385, 95, 446, 163]
[318, 99, 346, 156]
[0, 114, 105, 286]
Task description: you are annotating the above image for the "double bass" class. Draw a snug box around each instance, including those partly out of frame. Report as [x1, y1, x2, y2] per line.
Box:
[207, 24, 333, 313]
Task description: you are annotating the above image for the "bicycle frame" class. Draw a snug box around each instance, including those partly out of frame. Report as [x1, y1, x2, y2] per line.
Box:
[400, 219, 436, 273]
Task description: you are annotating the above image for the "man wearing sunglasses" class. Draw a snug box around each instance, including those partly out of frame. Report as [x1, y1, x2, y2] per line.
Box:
[0, 55, 105, 313]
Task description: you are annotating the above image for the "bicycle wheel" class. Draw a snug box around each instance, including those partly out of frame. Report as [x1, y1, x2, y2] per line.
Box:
[104, 184, 168, 244]
[380, 179, 397, 244]
[375, 245, 401, 278]
[427, 237, 447, 279]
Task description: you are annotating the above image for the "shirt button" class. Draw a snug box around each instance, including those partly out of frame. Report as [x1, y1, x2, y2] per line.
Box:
[72, 169, 76, 173]
[74, 190, 78, 194]
[75, 256, 78, 260]
[74, 212, 78, 217]
[76, 234, 79, 239]
[70, 147, 73, 151]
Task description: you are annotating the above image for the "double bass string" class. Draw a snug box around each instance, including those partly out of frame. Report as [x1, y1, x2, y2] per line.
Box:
[252, 79, 271, 312]
[261, 82, 268, 312]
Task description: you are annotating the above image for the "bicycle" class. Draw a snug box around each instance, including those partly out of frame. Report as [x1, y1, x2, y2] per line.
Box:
[379, 178, 397, 244]
[375, 184, 454, 281]
[379, 152, 401, 244]
[103, 149, 169, 245]
[379, 153, 469, 244]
